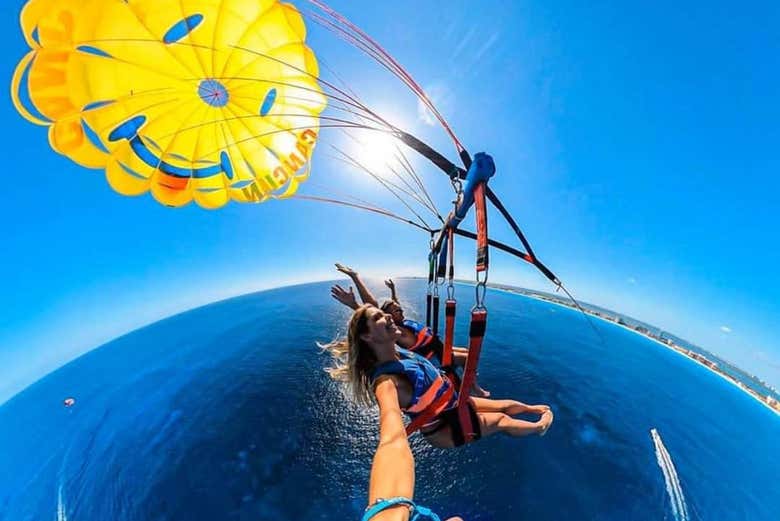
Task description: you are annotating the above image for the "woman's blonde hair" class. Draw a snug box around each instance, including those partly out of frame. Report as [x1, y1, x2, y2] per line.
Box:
[322, 304, 379, 406]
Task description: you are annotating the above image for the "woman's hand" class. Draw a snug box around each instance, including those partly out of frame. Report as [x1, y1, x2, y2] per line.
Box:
[385, 278, 398, 302]
[335, 262, 358, 278]
[334, 263, 379, 307]
[331, 284, 359, 309]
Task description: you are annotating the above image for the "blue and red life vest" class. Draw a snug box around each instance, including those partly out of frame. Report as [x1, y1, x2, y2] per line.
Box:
[371, 348, 457, 435]
[401, 319, 443, 361]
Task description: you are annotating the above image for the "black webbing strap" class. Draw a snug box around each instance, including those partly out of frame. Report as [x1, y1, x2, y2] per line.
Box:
[442, 299, 456, 368]
[485, 186, 560, 285]
[442, 226, 456, 369]
[425, 247, 435, 327]
[431, 294, 440, 338]
[436, 232, 449, 279]
[396, 129, 560, 286]
[396, 130, 466, 180]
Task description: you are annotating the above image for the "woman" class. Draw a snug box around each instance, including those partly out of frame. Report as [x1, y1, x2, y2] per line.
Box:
[325, 304, 553, 449]
[330, 263, 490, 397]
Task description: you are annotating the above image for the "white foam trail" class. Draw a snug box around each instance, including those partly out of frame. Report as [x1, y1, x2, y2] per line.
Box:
[57, 483, 68, 521]
[651, 428, 689, 521]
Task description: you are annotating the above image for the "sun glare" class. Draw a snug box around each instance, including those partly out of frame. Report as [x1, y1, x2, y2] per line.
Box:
[352, 130, 403, 176]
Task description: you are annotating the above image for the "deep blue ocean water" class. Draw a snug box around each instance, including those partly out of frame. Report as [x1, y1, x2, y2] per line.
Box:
[1, 280, 778, 520]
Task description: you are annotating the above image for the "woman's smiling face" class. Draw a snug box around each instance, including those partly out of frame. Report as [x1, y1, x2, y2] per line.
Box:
[360, 306, 402, 346]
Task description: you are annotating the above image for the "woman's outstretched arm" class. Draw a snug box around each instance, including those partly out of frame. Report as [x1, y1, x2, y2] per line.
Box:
[367, 377, 414, 520]
[336, 263, 379, 307]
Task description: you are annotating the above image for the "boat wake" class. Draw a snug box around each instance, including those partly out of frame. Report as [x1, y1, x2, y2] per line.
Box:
[651, 428, 689, 521]
[57, 483, 68, 521]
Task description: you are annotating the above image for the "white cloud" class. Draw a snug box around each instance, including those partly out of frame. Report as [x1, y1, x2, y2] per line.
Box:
[472, 32, 501, 64]
[720, 326, 733, 333]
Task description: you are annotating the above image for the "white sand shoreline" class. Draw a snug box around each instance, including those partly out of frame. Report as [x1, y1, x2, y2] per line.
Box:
[489, 286, 780, 417]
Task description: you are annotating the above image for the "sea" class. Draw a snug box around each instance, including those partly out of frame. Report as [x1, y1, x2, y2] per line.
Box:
[0, 280, 777, 520]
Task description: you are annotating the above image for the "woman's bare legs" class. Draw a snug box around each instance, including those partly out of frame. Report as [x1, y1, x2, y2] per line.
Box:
[422, 408, 553, 449]
[472, 397, 554, 437]
[423, 397, 553, 448]
[478, 410, 554, 438]
[471, 397, 550, 415]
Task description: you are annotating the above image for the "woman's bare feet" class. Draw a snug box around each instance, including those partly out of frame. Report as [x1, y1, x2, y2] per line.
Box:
[537, 410, 554, 436]
[527, 404, 551, 415]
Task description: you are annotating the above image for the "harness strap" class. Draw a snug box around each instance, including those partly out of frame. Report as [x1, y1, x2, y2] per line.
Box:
[431, 233, 448, 337]
[410, 327, 433, 350]
[474, 182, 489, 273]
[432, 153, 494, 252]
[425, 295, 432, 329]
[442, 225, 456, 369]
[456, 309, 487, 444]
[447, 227, 455, 281]
[448, 399, 481, 447]
[442, 300, 456, 368]
[425, 247, 436, 327]
[404, 379, 455, 436]
[396, 130, 559, 285]
[436, 231, 449, 279]
[406, 375, 448, 414]
[484, 186, 560, 285]
[431, 295, 440, 338]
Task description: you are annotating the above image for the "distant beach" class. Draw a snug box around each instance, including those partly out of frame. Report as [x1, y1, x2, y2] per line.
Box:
[395, 277, 780, 416]
[487, 282, 780, 417]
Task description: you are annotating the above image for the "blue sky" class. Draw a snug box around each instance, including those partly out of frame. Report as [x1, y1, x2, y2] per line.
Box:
[2, 0, 778, 403]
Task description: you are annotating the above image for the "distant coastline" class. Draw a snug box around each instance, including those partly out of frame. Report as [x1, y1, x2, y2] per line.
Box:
[402, 277, 780, 416]
[492, 283, 780, 416]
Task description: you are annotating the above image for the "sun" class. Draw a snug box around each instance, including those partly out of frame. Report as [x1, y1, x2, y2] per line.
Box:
[352, 130, 403, 176]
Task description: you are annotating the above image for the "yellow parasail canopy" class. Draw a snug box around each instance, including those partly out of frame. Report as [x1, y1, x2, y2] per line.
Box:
[12, 0, 327, 208]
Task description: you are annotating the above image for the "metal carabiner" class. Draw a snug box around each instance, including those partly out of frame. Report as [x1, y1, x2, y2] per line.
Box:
[451, 177, 463, 197]
[445, 276, 456, 303]
[473, 268, 489, 311]
[473, 283, 487, 311]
